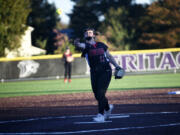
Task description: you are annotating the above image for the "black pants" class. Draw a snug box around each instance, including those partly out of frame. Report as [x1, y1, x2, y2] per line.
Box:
[90, 67, 112, 114]
[64, 62, 71, 79]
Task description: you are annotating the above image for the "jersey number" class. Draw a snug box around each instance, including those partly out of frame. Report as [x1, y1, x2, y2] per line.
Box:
[100, 56, 105, 62]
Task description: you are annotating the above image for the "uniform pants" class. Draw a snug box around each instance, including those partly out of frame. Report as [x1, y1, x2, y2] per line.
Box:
[90, 68, 112, 114]
[64, 62, 71, 79]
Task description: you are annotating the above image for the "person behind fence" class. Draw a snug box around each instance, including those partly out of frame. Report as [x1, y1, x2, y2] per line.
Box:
[63, 46, 74, 83]
[74, 28, 125, 122]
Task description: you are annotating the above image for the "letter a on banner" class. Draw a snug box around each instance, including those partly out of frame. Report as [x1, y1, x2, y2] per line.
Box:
[159, 52, 177, 70]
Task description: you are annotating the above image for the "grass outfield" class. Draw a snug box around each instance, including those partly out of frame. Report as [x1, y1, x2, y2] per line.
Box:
[0, 73, 180, 98]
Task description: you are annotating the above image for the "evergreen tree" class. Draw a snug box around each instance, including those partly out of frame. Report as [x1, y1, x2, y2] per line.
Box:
[69, 1, 100, 39]
[0, 0, 31, 56]
[69, 0, 133, 38]
[69, 0, 146, 50]
[27, 0, 60, 53]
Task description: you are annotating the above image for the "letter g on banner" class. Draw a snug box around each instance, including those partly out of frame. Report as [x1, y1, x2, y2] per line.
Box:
[17, 60, 40, 78]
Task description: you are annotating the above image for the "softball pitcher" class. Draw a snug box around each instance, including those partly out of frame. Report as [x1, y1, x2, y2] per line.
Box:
[74, 28, 124, 122]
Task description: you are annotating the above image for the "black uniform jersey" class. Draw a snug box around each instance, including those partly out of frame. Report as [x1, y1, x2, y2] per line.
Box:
[82, 42, 111, 71]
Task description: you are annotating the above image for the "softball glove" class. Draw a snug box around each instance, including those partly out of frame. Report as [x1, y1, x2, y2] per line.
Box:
[114, 67, 125, 79]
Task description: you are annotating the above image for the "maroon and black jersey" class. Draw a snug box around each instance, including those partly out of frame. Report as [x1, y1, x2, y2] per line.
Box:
[82, 42, 111, 71]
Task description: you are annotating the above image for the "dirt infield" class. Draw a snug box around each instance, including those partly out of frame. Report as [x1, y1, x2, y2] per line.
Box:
[0, 88, 180, 121]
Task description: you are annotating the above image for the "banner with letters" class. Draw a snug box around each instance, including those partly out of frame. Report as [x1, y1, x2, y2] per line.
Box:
[0, 48, 180, 80]
[113, 51, 180, 73]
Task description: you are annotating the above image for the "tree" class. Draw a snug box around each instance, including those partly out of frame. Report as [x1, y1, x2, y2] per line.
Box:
[69, 0, 133, 39]
[100, 7, 130, 50]
[138, 0, 180, 49]
[0, 0, 31, 57]
[69, 0, 146, 51]
[54, 31, 75, 54]
[69, 4, 100, 39]
[27, 0, 60, 52]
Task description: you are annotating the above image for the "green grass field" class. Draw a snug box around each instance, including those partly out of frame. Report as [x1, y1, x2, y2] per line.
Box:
[0, 73, 180, 98]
